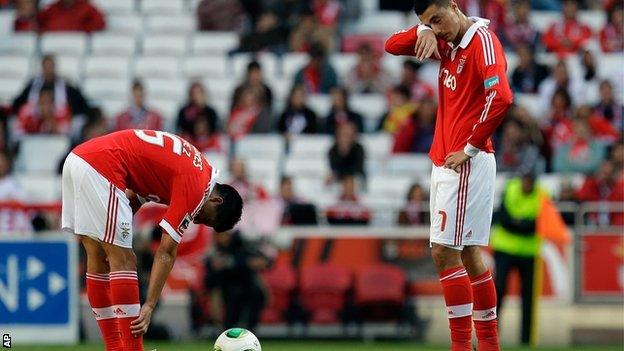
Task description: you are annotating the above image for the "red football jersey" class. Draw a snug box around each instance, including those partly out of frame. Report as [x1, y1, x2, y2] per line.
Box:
[72, 129, 219, 243]
[385, 18, 513, 166]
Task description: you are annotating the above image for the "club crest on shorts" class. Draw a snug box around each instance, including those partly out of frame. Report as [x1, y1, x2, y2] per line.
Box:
[457, 55, 467, 74]
[120, 222, 130, 240]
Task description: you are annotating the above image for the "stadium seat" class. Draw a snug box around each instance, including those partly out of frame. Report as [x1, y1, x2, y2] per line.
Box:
[0, 33, 37, 56]
[146, 97, 180, 124]
[417, 61, 441, 89]
[142, 34, 189, 56]
[54, 56, 83, 83]
[235, 135, 285, 159]
[0, 56, 30, 80]
[329, 53, 358, 81]
[514, 93, 544, 123]
[578, 10, 607, 32]
[367, 175, 415, 198]
[84, 56, 131, 79]
[134, 56, 180, 79]
[107, 14, 144, 34]
[293, 177, 327, 201]
[282, 53, 309, 79]
[203, 78, 237, 102]
[289, 135, 333, 158]
[265, 76, 292, 102]
[239, 157, 281, 181]
[284, 158, 329, 179]
[144, 78, 187, 101]
[381, 54, 404, 80]
[538, 174, 563, 199]
[203, 152, 228, 176]
[529, 11, 560, 32]
[191, 32, 239, 56]
[91, 33, 137, 57]
[14, 135, 70, 174]
[141, 0, 184, 14]
[361, 134, 392, 159]
[350, 94, 386, 131]
[260, 265, 297, 324]
[231, 53, 280, 79]
[0, 10, 13, 35]
[354, 264, 406, 321]
[355, 12, 407, 35]
[182, 56, 229, 79]
[41, 33, 87, 56]
[145, 15, 195, 34]
[387, 154, 432, 176]
[0, 78, 24, 104]
[16, 175, 62, 203]
[83, 78, 130, 100]
[307, 94, 332, 117]
[360, 0, 379, 14]
[93, 0, 135, 14]
[97, 98, 127, 119]
[300, 263, 352, 324]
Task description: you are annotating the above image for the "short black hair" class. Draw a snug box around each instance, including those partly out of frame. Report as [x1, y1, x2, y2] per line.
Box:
[247, 60, 261, 72]
[211, 183, 243, 233]
[413, 0, 449, 15]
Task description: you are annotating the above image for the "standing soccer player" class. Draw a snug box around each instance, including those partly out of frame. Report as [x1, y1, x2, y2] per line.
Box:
[61, 129, 243, 350]
[385, 1, 513, 350]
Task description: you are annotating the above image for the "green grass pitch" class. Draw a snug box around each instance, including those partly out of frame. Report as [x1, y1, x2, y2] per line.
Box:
[16, 342, 623, 351]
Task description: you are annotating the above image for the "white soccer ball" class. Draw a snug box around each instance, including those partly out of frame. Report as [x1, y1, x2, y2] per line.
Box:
[214, 328, 262, 351]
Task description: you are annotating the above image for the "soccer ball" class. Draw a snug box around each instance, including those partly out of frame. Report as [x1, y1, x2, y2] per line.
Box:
[214, 328, 262, 351]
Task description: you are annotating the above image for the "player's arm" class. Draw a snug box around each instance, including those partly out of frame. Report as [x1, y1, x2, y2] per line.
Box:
[463, 31, 514, 157]
[385, 25, 441, 60]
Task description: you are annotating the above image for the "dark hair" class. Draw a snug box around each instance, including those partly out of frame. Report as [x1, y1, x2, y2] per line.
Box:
[406, 183, 422, 201]
[247, 60, 261, 72]
[211, 183, 243, 233]
[413, 0, 449, 15]
[132, 79, 143, 90]
[552, 88, 571, 109]
[41, 54, 55, 64]
[403, 60, 422, 72]
[280, 175, 292, 185]
[393, 85, 412, 100]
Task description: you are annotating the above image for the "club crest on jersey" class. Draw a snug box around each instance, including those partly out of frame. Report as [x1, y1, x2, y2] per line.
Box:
[457, 55, 467, 74]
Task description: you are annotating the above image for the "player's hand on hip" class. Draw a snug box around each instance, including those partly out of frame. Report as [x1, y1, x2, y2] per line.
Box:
[444, 151, 470, 173]
[130, 305, 154, 336]
[415, 30, 441, 61]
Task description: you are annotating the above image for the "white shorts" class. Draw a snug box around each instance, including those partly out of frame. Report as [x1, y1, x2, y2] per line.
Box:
[61, 153, 133, 248]
[429, 151, 496, 250]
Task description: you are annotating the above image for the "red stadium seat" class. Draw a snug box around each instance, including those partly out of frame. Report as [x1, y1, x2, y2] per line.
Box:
[299, 263, 351, 324]
[354, 264, 406, 321]
[260, 265, 297, 324]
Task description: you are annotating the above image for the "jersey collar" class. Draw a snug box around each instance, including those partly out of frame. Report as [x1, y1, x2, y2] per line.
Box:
[455, 16, 490, 49]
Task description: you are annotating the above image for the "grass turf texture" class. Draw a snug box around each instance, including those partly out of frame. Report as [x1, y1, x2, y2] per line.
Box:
[17, 342, 622, 351]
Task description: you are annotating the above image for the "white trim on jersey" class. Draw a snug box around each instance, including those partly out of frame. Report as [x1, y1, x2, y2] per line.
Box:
[160, 219, 182, 243]
[476, 27, 496, 66]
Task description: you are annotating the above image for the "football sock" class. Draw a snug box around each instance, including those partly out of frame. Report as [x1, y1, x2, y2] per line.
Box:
[109, 271, 143, 351]
[471, 270, 500, 351]
[439, 266, 474, 351]
[86, 273, 123, 351]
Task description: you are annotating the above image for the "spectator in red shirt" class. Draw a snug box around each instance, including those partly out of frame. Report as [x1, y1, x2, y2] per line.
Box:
[227, 87, 262, 141]
[37, 0, 105, 33]
[16, 88, 71, 137]
[231, 61, 274, 134]
[294, 43, 338, 94]
[14, 0, 37, 31]
[398, 60, 436, 103]
[397, 183, 429, 225]
[114, 80, 163, 131]
[347, 43, 392, 94]
[599, 4, 623, 52]
[542, 0, 593, 57]
[575, 160, 623, 225]
[326, 175, 371, 225]
[504, 0, 539, 49]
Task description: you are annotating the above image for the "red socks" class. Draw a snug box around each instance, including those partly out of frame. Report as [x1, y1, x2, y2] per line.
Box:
[471, 270, 500, 351]
[86, 273, 123, 351]
[110, 271, 144, 351]
[439, 267, 473, 351]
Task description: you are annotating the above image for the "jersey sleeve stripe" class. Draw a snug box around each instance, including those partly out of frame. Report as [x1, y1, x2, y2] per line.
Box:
[477, 30, 490, 66]
[468, 90, 497, 141]
[477, 28, 496, 65]
[160, 219, 182, 243]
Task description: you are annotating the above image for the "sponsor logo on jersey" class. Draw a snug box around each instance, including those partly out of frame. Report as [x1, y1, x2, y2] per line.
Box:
[457, 55, 467, 74]
[484, 75, 500, 89]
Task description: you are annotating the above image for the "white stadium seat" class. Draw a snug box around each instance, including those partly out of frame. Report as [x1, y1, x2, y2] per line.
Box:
[231, 53, 280, 79]
[236, 135, 285, 159]
[529, 11, 560, 32]
[191, 32, 239, 56]
[538, 174, 562, 199]
[15, 135, 70, 174]
[141, 0, 184, 15]
[97, 98, 127, 120]
[84, 56, 131, 79]
[387, 154, 432, 176]
[0, 78, 24, 104]
[93, 0, 135, 14]
[293, 177, 327, 200]
[146, 97, 179, 122]
[41, 33, 87, 56]
[241, 157, 280, 181]
[514, 93, 544, 122]
[284, 157, 329, 178]
[144, 78, 187, 101]
[361, 134, 392, 159]
[0, 56, 30, 79]
[330, 53, 358, 80]
[145, 15, 195, 34]
[91, 33, 137, 56]
[307, 94, 332, 117]
[367, 175, 415, 198]
[17, 175, 62, 203]
[350, 94, 387, 131]
[203, 152, 228, 176]
[265, 77, 292, 102]
[134, 56, 180, 79]
[142, 34, 189, 56]
[0, 33, 37, 56]
[83, 78, 130, 100]
[356, 12, 407, 35]
[0, 10, 13, 35]
[182, 56, 229, 79]
[55, 56, 83, 83]
[289, 135, 333, 158]
[107, 14, 143, 34]
[578, 10, 607, 32]
[204, 78, 237, 101]
[282, 53, 308, 78]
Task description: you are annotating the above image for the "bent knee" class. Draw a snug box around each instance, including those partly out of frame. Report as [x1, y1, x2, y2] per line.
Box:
[431, 244, 462, 272]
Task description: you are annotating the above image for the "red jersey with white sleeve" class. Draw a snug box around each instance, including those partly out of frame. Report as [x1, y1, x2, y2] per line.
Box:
[385, 17, 513, 166]
[72, 129, 219, 243]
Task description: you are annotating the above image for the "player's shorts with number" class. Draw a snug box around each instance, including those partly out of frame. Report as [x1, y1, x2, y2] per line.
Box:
[429, 151, 496, 249]
[61, 153, 134, 248]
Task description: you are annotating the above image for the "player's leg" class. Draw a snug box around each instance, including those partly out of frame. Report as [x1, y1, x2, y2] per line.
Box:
[81, 236, 123, 351]
[429, 165, 473, 351]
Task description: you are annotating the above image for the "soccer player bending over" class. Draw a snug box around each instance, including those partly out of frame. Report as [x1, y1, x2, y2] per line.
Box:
[386, 1, 513, 350]
[61, 129, 243, 350]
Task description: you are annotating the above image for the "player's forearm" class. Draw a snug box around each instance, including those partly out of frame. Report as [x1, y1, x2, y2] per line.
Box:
[467, 91, 513, 150]
[144, 245, 177, 309]
[385, 26, 418, 56]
